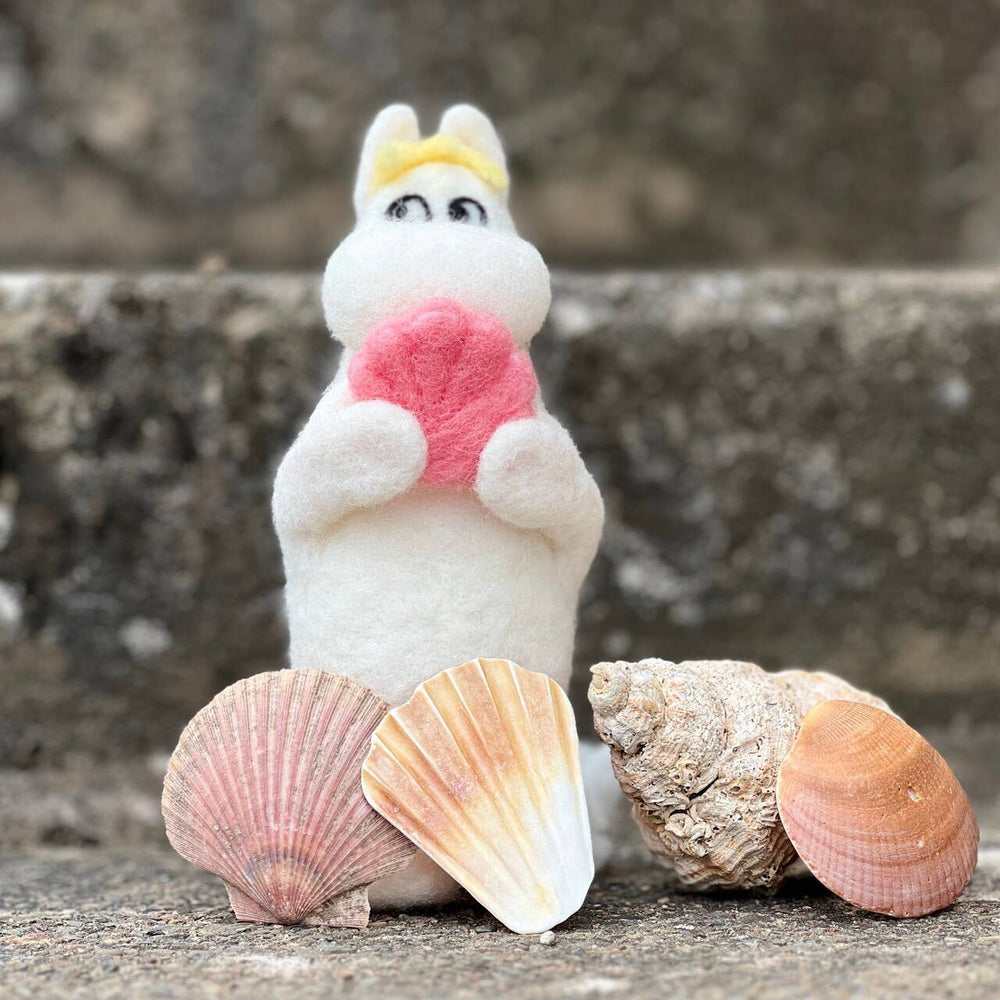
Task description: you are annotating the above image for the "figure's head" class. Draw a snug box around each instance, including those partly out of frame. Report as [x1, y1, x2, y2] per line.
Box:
[322, 104, 551, 350]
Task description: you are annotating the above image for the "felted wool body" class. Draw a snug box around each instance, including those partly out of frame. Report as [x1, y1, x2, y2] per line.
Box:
[273, 104, 605, 907]
[349, 298, 537, 486]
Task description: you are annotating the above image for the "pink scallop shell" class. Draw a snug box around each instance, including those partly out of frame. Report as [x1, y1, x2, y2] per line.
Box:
[162, 669, 417, 926]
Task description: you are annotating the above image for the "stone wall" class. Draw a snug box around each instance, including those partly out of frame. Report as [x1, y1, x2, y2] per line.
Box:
[2, 271, 999, 770]
[3, 2, 1000, 268]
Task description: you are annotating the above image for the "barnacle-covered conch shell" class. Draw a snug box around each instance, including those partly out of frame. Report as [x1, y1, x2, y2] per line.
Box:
[162, 670, 417, 927]
[362, 658, 594, 934]
[587, 658, 890, 892]
[777, 700, 979, 917]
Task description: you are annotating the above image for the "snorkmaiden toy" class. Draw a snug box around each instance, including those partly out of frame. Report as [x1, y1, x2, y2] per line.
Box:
[272, 104, 605, 906]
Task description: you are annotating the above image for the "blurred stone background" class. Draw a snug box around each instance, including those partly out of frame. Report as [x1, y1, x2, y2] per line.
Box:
[3, 271, 999, 778]
[3, 0, 1000, 268]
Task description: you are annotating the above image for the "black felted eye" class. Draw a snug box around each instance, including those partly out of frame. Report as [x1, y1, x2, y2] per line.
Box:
[385, 194, 432, 222]
[448, 197, 487, 225]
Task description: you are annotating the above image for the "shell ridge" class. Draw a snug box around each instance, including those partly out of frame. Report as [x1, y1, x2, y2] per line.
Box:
[549, 675, 592, 831]
[362, 752, 528, 897]
[271, 674, 293, 889]
[278, 671, 331, 920]
[466, 661, 587, 908]
[453, 662, 560, 901]
[490, 661, 592, 920]
[292, 673, 336, 907]
[197, 687, 240, 840]
[528, 670, 590, 888]
[540, 674, 579, 877]
[269, 671, 293, 837]
[164, 776, 239, 863]
[309, 771, 390, 900]
[266, 673, 290, 907]
[549, 677, 594, 877]
[480, 664, 557, 835]
[280, 671, 340, 917]
[294, 678, 397, 908]
[365, 726, 479, 843]
[367, 723, 530, 892]
[163, 692, 237, 898]
[294, 678, 354, 873]
[196, 682, 273, 913]
[223, 682, 267, 904]
[247, 671, 319, 921]
[169, 777, 230, 868]
[494, 664, 573, 889]
[310, 675, 419, 911]
[555, 680, 595, 887]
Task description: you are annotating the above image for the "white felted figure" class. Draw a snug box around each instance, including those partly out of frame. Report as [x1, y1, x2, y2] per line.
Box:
[272, 104, 605, 906]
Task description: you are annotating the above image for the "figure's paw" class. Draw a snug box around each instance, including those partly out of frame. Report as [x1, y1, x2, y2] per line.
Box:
[475, 418, 584, 531]
[331, 400, 427, 509]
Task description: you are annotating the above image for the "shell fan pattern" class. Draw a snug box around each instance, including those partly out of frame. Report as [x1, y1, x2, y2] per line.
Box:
[362, 658, 594, 934]
[162, 669, 417, 927]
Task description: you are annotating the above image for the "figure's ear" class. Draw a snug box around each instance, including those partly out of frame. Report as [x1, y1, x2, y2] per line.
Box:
[438, 105, 507, 176]
[354, 104, 420, 215]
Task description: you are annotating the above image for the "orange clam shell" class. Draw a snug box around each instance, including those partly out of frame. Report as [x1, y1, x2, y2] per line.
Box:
[776, 700, 979, 918]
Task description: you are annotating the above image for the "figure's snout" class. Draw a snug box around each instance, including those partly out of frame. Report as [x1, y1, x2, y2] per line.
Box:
[322, 221, 551, 351]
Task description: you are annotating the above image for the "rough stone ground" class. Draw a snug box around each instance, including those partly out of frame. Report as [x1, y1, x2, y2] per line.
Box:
[1, 842, 998, 1000]
[2, 727, 998, 1000]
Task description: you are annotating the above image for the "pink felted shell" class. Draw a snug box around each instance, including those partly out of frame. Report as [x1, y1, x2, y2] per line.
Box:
[162, 669, 417, 927]
[348, 297, 538, 486]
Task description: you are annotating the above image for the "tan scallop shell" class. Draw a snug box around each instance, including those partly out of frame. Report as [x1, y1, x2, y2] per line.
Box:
[362, 658, 594, 934]
[777, 700, 979, 917]
[162, 669, 417, 926]
[588, 658, 890, 892]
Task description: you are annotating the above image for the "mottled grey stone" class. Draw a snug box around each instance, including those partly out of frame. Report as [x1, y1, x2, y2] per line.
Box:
[3, 2, 1000, 268]
[2, 271, 1000, 774]
[0, 273, 323, 768]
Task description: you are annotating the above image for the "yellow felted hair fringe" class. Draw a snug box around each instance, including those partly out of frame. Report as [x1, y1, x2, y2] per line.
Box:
[372, 135, 508, 193]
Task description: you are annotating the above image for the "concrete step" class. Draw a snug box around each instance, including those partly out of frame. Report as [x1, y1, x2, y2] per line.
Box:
[1, 843, 998, 1000]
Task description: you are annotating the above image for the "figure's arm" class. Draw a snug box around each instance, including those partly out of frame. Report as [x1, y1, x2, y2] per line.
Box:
[475, 411, 604, 574]
[272, 390, 427, 540]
